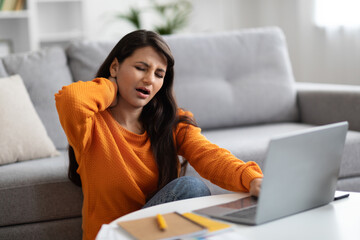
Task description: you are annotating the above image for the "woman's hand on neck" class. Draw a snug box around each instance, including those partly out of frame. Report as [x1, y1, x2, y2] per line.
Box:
[108, 76, 119, 107]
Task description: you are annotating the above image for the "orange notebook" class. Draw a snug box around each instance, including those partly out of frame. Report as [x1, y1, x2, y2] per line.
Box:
[117, 212, 207, 240]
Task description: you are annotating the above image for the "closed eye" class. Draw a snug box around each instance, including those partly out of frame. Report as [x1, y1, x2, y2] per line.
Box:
[135, 66, 145, 71]
[155, 72, 164, 78]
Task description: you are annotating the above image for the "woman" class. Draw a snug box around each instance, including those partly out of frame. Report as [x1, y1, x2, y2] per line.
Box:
[55, 30, 263, 240]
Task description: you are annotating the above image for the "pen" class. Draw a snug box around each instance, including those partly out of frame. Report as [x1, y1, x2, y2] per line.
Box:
[156, 214, 167, 231]
[334, 193, 350, 201]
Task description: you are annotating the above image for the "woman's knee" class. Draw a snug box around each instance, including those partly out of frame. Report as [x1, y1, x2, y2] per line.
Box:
[143, 176, 211, 209]
[171, 176, 211, 198]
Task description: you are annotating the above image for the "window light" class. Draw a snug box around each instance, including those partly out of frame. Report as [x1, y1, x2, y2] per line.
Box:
[314, 0, 360, 28]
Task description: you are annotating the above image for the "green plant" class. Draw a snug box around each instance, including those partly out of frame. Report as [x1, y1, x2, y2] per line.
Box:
[116, 0, 192, 35]
[116, 7, 142, 29]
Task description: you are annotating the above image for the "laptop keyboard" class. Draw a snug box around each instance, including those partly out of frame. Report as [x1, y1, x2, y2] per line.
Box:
[225, 206, 257, 219]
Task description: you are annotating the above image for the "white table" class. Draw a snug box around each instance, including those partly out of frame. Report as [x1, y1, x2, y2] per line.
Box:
[96, 191, 360, 240]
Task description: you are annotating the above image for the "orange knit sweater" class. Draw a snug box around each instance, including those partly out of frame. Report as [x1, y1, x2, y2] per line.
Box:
[55, 78, 263, 240]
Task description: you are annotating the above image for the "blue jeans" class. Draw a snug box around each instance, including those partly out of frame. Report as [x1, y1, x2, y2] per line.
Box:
[143, 176, 211, 208]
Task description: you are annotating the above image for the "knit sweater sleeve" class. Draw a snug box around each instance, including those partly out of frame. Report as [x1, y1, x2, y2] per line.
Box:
[55, 78, 117, 153]
[176, 111, 263, 192]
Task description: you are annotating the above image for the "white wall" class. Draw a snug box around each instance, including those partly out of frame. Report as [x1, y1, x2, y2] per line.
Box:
[84, 0, 360, 85]
[232, 0, 360, 86]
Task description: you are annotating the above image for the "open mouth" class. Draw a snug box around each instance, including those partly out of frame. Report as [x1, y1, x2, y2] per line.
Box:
[136, 87, 150, 95]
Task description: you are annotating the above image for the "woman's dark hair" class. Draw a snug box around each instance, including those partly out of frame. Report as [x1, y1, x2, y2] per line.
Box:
[68, 30, 196, 195]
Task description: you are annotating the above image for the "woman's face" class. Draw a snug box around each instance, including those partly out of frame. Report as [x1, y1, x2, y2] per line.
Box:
[110, 46, 167, 111]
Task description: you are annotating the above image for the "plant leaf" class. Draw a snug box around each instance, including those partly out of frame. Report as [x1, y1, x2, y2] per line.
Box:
[116, 7, 142, 29]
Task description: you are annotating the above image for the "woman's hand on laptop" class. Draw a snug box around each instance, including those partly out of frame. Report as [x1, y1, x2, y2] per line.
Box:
[249, 178, 263, 197]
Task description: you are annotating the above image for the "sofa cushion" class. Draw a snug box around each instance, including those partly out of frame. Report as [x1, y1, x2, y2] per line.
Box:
[2, 47, 73, 150]
[340, 130, 360, 178]
[165, 27, 299, 129]
[0, 151, 83, 226]
[186, 123, 360, 194]
[0, 75, 58, 165]
[337, 178, 360, 192]
[0, 217, 82, 240]
[202, 123, 312, 167]
[66, 41, 115, 82]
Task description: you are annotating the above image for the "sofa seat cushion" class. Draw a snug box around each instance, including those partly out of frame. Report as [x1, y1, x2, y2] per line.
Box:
[0, 217, 82, 240]
[0, 151, 83, 227]
[185, 123, 360, 194]
[2, 47, 73, 150]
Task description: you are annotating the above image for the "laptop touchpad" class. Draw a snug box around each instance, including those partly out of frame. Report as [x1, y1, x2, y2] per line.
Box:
[218, 196, 258, 210]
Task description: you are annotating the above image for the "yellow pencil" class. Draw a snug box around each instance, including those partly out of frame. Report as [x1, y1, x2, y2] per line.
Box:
[156, 214, 167, 231]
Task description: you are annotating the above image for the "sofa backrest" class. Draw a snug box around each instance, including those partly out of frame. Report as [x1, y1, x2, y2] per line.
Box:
[166, 27, 298, 129]
[67, 27, 298, 130]
[66, 41, 115, 82]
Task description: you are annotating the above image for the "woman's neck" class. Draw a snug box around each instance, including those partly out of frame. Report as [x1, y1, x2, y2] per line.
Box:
[109, 105, 144, 135]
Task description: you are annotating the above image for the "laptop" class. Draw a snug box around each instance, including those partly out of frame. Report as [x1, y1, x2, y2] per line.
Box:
[194, 121, 348, 225]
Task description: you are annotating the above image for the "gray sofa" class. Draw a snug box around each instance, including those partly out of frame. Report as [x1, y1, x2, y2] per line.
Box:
[0, 27, 359, 240]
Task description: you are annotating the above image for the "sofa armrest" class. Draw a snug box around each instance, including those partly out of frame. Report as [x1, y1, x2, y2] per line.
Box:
[296, 82, 360, 131]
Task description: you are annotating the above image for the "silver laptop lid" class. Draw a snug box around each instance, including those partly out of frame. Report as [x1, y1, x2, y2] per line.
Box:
[255, 121, 348, 224]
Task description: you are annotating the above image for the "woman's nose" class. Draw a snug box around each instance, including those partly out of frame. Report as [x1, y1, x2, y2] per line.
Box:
[143, 72, 154, 84]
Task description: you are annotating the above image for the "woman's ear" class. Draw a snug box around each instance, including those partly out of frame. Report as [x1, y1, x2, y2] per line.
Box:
[109, 58, 119, 77]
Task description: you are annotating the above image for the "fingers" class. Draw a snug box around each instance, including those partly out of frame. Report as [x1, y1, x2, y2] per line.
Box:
[108, 76, 117, 84]
[249, 178, 263, 197]
[108, 77, 119, 107]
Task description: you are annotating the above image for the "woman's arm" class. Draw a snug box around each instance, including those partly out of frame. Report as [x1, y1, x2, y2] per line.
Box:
[55, 78, 117, 152]
[176, 117, 263, 193]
